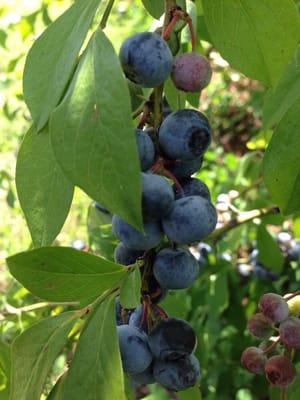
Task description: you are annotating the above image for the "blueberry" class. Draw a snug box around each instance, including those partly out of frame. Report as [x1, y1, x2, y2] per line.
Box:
[173, 177, 211, 200]
[288, 240, 300, 262]
[252, 262, 278, 281]
[129, 304, 148, 333]
[237, 263, 252, 278]
[115, 297, 134, 326]
[153, 247, 199, 289]
[153, 354, 200, 391]
[115, 297, 123, 326]
[198, 242, 212, 258]
[112, 216, 163, 250]
[130, 364, 155, 386]
[142, 173, 174, 220]
[136, 129, 155, 171]
[159, 109, 211, 161]
[117, 325, 153, 374]
[119, 32, 173, 88]
[162, 196, 217, 244]
[114, 243, 144, 266]
[168, 156, 203, 179]
[171, 52, 212, 92]
[148, 318, 197, 360]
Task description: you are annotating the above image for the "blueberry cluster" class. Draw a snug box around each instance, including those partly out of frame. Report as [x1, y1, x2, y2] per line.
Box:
[119, 30, 212, 92]
[237, 232, 300, 281]
[241, 291, 300, 388]
[112, 24, 216, 393]
[116, 302, 200, 391]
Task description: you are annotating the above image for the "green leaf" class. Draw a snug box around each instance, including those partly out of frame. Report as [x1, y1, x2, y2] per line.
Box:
[263, 46, 300, 127]
[61, 295, 126, 400]
[0, 342, 10, 380]
[16, 126, 74, 247]
[179, 386, 202, 400]
[10, 312, 78, 400]
[6, 247, 126, 303]
[23, 0, 102, 130]
[257, 225, 284, 272]
[202, 0, 300, 86]
[120, 268, 141, 309]
[205, 267, 229, 316]
[141, 0, 164, 19]
[87, 203, 116, 261]
[50, 30, 142, 230]
[47, 373, 66, 400]
[263, 99, 300, 214]
[164, 78, 186, 110]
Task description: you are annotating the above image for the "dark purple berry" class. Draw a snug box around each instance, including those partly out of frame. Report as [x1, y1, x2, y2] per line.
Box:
[247, 313, 273, 339]
[265, 355, 296, 387]
[148, 318, 197, 360]
[259, 293, 289, 323]
[241, 347, 267, 374]
[153, 354, 200, 391]
[279, 317, 300, 349]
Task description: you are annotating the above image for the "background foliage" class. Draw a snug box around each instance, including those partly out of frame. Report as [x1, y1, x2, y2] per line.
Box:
[0, 1, 300, 399]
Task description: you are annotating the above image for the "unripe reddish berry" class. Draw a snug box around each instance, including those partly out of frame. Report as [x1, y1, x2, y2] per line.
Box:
[247, 313, 273, 338]
[279, 317, 300, 348]
[259, 293, 289, 323]
[171, 52, 212, 92]
[241, 347, 267, 374]
[265, 355, 296, 387]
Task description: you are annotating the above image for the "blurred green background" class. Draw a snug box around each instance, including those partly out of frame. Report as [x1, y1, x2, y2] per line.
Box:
[0, 1, 299, 400]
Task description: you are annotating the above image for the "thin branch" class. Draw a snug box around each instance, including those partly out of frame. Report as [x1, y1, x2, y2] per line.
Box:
[209, 206, 280, 242]
[1, 301, 79, 317]
[100, 0, 115, 30]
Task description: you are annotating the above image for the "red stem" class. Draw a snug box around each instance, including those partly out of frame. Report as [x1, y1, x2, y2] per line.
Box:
[263, 338, 280, 354]
[154, 304, 169, 319]
[186, 16, 197, 52]
[163, 13, 180, 40]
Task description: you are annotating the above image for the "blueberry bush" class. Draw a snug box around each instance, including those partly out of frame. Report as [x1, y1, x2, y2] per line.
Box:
[1, 1, 300, 400]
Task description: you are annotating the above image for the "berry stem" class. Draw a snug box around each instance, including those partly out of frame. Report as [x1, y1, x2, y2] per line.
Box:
[186, 15, 197, 52]
[153, 84, 164, 129]
[285, 290, 300, 302]
[280, 388, 287, 400]
[163, 13, 180, 40]
[263, 337, 280, 354]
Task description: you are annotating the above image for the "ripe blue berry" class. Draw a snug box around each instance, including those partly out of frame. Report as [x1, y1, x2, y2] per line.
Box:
[119, 32, 173, 88]
[159, 109, 211, 161]
[153, 247, 199, 289]
[162, 196, 217, 244]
